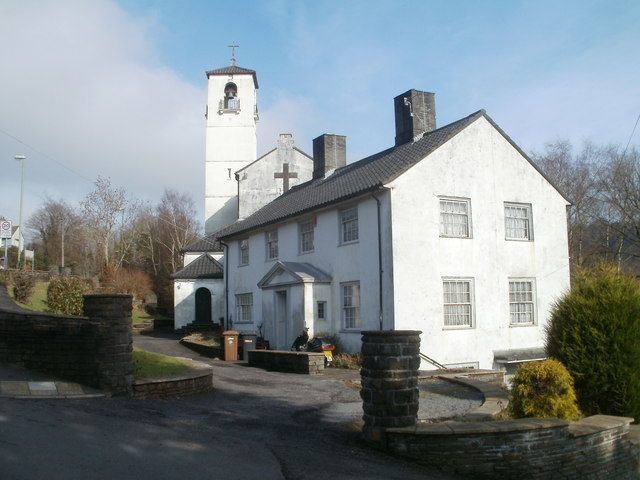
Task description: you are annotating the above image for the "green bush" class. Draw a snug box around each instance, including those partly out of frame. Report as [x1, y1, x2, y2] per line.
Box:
[546, 264, 640, 418]
[12, 272, 36, 304]
[332, 353, 362, 370]
[509, 359, 581, 420]
[46, 276, 93, 316]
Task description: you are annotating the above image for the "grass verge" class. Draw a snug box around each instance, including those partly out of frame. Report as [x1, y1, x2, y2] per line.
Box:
[133, 348, 194, 380]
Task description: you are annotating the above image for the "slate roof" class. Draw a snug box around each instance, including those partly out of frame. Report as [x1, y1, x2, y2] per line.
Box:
[182, 233, 222, 253]
[217, 110, 486, 240]
[205, 65, 258, 88]
[171, 254, 224, 280]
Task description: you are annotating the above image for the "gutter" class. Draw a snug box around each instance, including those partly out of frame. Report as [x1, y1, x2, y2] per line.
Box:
[371, 193, 384, 331]
[219, 240, 230, 330]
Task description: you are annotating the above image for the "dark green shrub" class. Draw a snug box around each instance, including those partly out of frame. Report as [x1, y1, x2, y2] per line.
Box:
[0, 270, 11, 288]
[12, 272, 36, 304]
[509, 359, 581, 420]
[46, 276, 93, 316]
[546, 263, 640, 418]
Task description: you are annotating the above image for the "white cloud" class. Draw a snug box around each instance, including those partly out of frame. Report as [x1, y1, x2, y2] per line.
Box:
[0, 0, 204, 228]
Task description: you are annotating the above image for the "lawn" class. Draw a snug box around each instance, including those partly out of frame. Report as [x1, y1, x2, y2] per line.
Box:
[132, 309, 170, 325]
[133, 348, 194, 380]
[10, 281, 49, 311]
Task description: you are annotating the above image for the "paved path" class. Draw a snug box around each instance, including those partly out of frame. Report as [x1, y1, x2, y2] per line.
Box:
[0, 364, 105, 399]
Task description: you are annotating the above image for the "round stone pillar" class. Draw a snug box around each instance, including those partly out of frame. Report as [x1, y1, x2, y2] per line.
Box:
[360, 330, 421, 443]
[83, 294, 134, 395]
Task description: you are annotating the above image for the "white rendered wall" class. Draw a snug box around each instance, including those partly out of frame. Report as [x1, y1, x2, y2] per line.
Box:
[205, 73, 257, 234]
[173, 278, 225, 329]
[225, 192, 394, 352]
[238, 148, 313, 219]
[387, 117, 570, 370]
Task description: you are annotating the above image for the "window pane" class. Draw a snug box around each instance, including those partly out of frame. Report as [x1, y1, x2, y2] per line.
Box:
[341, 207, 359, 243]
[509, 280, 535, 324]
[440, 199, 470, 237]
[342, 283, 361, 329]
[300, 221, 314, 252]
[505, 203, 532, 240]
[443, 280, 473, 327]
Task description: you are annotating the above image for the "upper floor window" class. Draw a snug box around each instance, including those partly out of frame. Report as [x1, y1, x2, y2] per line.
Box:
[235, 293, 253, 323]
[239, 238, 249, 265]
[299, 219, 315, 253]
[505, 202, 533, 240]
[341, 282, 361, 329]
[509, 279, 536, 325]
[443, 278, 474, 328]
[265, 229, 278, 260]
[440, 197, 471, 238]
[340, 206, 359, 244]
[224, 82, 239, 110]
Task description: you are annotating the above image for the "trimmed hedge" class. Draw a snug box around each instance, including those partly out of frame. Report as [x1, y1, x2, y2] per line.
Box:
[509, 359, 581, 420]
[12, 272, 35, 304]
[46, 276, 93, 316]
[546, 264, 640, 419]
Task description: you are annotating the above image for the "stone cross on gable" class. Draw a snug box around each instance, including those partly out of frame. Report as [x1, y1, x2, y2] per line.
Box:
[274, 163, 298, 192]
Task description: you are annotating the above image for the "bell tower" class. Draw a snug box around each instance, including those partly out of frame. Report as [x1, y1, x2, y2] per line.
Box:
[204, 48, 258, 234]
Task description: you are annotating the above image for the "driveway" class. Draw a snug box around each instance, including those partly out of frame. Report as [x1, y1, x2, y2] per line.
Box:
[0, 332, 460, 480]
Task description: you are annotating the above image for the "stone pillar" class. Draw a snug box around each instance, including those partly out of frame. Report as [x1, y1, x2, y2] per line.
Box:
[83, 294, 134, 395]
[360, 330, 421, 443]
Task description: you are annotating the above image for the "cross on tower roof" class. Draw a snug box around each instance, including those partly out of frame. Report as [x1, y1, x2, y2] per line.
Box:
[228, 43, 239, 66]
[274, 163, 298, 193]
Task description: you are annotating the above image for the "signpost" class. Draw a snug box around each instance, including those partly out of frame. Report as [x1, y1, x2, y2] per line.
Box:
[1, 220, 11, 269]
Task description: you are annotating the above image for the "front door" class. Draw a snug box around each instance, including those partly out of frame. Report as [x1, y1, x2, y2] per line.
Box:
[195, 287, 212, 324]
[274, 290, 288, 350]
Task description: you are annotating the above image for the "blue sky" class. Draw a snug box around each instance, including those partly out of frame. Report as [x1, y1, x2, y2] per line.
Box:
[0, 0, 638, 232]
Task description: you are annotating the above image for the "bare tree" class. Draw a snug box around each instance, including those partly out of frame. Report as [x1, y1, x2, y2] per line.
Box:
[27, 197, 80, 268]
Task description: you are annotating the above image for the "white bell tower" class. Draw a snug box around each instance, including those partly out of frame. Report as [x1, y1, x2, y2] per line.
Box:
[204, 48, 258, 234]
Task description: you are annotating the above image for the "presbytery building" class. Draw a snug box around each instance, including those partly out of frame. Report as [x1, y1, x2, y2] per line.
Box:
[174, 56, 571, 372]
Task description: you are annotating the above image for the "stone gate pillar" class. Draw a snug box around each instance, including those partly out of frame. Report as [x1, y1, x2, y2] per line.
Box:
[360, 330, 421, 443]
[83, 294, 134, 395]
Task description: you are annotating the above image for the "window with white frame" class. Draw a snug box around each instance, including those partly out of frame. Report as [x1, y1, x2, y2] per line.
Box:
[505, 203, 533, 240]
[509, 279, 536, 325]
[340, 206, 359, 244]
[299, 219, 315, 253]
[235, 293, 253, 323]
[317, 301, 327, 321]
[443, 278, 474, 328]
[341, 282, 361, 329]
[439, 198, 471, 238]
[239, 238, 249, 265]
[265, 229, 278, 260]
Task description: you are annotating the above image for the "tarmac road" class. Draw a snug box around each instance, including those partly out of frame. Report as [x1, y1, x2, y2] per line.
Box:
[0, 334, 460, 480]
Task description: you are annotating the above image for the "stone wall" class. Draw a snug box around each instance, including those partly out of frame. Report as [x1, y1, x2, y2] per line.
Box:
[248, 350, 325, 374]
[0, 287, 133, 395]
[360, 330, 640, 479]
[132, 370, 213, 399]
[385, 416, 640, 479]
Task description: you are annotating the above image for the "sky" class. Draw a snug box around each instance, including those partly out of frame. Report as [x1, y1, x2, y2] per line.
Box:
[0, 0, 638, 237]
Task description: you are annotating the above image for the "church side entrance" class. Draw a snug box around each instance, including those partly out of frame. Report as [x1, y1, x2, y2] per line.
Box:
[195, 287, 212, 324]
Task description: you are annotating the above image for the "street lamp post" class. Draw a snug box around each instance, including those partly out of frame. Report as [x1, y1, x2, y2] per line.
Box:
[15, 155, 26, 268]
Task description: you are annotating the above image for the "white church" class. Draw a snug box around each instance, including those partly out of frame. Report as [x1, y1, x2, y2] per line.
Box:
[172, 55, 571, 371]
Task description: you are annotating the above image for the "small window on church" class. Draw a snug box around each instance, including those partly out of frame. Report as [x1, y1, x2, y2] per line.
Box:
[224, 82, 239, 110]
[239, 238, 249, 266]
[317, 301, 327, 321]
[265, 229, 278, 260]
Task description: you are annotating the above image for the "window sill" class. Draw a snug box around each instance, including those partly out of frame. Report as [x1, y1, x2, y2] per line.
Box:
[338, 240, 359, 247]
[505, 237, 534, 242]
[265, 257, 277, 263]
[509, 323, 536, 328]
[298, 250, 314, 256]
[439, 235, 473, 240]
[339, 329, 362, 333]
[233, 321, 254, 325]
[442, 326, 474, 330]
[238, 263, 249, 268]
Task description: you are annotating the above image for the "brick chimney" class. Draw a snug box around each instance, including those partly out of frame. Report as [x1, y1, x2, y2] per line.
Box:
[394, 89, 436, 146]
[312, 134, 346, 179]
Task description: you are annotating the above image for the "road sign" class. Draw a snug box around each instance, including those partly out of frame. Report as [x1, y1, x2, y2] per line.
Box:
[0, 220, 11, 239]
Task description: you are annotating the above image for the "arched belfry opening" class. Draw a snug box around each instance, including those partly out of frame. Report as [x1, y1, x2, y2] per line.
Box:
[224, 82, 238, 109]
[195, 287, 213, 325]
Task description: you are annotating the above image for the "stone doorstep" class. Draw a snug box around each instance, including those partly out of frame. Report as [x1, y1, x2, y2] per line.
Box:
[28, 381, 57, 396]
[0, 380, 105, 399]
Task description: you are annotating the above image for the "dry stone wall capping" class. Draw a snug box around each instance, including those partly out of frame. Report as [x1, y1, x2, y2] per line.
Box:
[0, 287, 134, 395]
[132, 364, 213, 400]
[360, 329, 640, 479]
[248, 350, 325, 374]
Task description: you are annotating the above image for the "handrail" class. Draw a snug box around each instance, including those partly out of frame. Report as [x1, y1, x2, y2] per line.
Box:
[419, 352, 447, 370]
